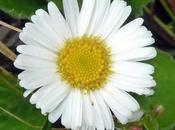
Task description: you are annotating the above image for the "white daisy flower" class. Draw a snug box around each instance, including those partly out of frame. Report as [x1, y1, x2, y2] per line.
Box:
[14, 0, 157, 130]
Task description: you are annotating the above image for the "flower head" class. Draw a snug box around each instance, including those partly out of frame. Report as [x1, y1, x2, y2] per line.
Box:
[14, 0, 157, 129]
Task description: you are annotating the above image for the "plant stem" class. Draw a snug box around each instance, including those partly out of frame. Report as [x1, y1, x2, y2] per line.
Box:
[160, 0, 175, 21]
[52, 128, 68, 130]
[144, 7, 175, 40]
[0, 106, 42, 129]
[0, 41, 16, 61]
[42, 118, 52, 130]
[0, 67, 23, 97]
[0, 20, 22, 32]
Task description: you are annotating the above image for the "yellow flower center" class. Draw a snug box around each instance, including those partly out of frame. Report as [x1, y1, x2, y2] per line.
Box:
[57, 35, 111, 92]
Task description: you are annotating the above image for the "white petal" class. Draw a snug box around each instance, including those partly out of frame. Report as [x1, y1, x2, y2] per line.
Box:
[48, 2, 72, 39]
[19, 31, 41, 46]
[106, 18, 155, 53]
[36, 82, 70, 113]
[97, 0, 131, 38]
[113, 47, 157, 61]
[30, 85, 55, 105]
[17, 45, 56, 61]
[101, 86, 142, 124]
[115, 74, 156, 87]
[19, 73, 58, 89]
[94, 91, 114, 130]
[61, 89, 83, 129]
[112, 61, 154, 78]
[30, 10, 64, 51]
[87, 0, 110, 34]
[108, 6, 132, 37]
[18, 69, 57, 80]
[34, 9, 59, 39]
[20, 25, 58, 52]
[82, 94, 94, 126]
[108, 37, 155, 54]
[117, 84, 155, 96]
[71, 89, 83, 129]
[112, 74, 156, 90]
[108, 18, 144, 39]
[80, 125, 95, 130]
[14, 54, 56, 70]
[113, 111, 128, 124]
[90, 93, 105, 130]
[126, 26, 152, 40]
[128, 110, 144, 122]
[61, 91, 73, 128]
[78, 0, 95, 36]
[104, 86, 140, 112]
[100, 89, 133, 118]
[93, 0, 111, 36]
[48, 99, 66, 123]
[63, 0, 79, 36]
[35, 85, 59, 111]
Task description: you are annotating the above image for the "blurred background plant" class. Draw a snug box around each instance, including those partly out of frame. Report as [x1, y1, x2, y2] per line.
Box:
[0, 0, 175, 130]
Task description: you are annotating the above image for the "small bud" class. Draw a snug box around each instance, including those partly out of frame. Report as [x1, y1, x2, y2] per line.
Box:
[129, 126, 142, 130]
[152, 105, 165, 117]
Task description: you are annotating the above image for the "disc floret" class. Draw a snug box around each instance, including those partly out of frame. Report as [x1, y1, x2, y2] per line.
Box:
[57, 35, 111, 91]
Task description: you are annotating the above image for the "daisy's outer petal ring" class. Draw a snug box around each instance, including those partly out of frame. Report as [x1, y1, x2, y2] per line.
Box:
[108, 18, 144, 40]
[94, 91, 114, 130]
[48, 2, 72, 39]
[14, 0, 157, 129]
[95, 0, 131, 38]
[99, 85, 143, 125]
[61, 89, 83, 129]
[106, 18, 155, 54]
[113, 47, 157, 62]
[112, 61, 155, 78]
[17, 45, 56, 61]
[48, 97, 67, 123]
[87, 0, 110, 34]
[107, 73, 156, 95]
[89, 92, 105, 130]
[63, 0, 79, 36]
[82, 94, 94, 127]
[78, 0, 95, 36]
[19, 3, 72, 52]
[36, 84, 70, 114]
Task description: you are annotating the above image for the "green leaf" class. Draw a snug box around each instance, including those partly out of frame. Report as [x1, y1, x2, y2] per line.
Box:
[0, 0, 46, 19]
[136, 50, 175, 129]
[142, 115, 159, 130]
[0, 0, 151, 19]
[0, 67, 46, 130]
[126, 0, 151, 16]
[48, 0, 82, 11]
[42, 119, 52, 130]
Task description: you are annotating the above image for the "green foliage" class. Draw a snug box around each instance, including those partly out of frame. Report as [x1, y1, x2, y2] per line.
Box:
[0, 67, 46, 130]
[126, 0, 151, 16]
[136, 50, 175, 129]
[48, 0, 82, 11]
[141, 114, 159, 130]
[0, 0, 46, 19]
[42, 120, 52, 130]
[0, 0, 151, 19]
[0, 0, 83, 19]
